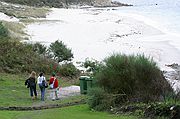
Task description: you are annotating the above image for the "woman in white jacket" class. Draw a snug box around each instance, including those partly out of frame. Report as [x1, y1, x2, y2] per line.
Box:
[37, 72, 46, 101]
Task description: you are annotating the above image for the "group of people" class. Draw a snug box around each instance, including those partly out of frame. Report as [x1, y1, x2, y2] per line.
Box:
[25, 71, 59, 101]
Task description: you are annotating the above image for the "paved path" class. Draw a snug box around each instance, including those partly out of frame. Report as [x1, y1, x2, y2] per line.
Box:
[46, 85, 81, 100]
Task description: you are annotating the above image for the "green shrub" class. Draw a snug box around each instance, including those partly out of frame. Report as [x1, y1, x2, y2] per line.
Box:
[59, 63, 80, 77]
[49, 40, 73, 63]
[144, 103, 174, 118]
[0, 38, 59, 74]
[87, 87, 115, 111]
[95, 54, 172, 103]
[83, 58, 103, 76]
[0, 22, 8, 37]
[0, 36, 76, 75]
[33, 42, 47, 55]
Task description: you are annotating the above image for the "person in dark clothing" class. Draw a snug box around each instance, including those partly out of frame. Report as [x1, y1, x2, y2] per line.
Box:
[25, 71, 37, 100]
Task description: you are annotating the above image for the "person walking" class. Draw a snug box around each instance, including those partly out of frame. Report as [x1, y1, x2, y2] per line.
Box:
[25, 71, 37, 100]
[49, 73, 59, 100]
[37, 72, 46, 101]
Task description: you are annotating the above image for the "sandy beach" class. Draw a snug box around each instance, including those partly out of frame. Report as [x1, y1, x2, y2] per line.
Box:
[23, 6, 180, 91]
[0, 0, 180, 92]
[25, 8, 180, 70]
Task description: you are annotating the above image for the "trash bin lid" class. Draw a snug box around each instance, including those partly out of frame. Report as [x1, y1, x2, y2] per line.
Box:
[79, 76, 90, 80]
[85, 77, 93, 81]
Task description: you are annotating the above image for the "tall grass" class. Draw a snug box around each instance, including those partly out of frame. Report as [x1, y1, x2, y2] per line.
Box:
[2, 21, 27, 39]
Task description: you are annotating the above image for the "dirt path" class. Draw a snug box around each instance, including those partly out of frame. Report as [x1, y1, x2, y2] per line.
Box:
[0, 85, 82, 111]
[46, 85, 81, 100]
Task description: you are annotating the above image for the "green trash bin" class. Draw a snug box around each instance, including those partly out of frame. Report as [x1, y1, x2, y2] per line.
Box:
[79, 76, 89, 94]
[86, 77, 93, 92]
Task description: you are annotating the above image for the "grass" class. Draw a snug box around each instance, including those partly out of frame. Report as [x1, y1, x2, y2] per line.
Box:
[0, 73, 139, 118]
[0, 2, 50, 40]
[2, 21, 27, 39]
[0, 73, 81, 107]
[0, 105, 138, 119]
[0, 73, 31, 106]
[0, 2, 50, 18]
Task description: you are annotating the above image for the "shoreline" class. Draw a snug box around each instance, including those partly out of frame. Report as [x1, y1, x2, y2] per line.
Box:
[25, 7, 180, 91]
[25, 7, 180, 68]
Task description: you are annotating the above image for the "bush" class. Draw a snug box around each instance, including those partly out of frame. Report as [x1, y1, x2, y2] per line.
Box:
[32, 42, 47, 55]
[59, 63, 80, 77]
[143, 103, 176, 118]
[0, 22, 8, 37]
[83, 58, 103, 75]
[95, 54, 172, 103]
[49, 40, 73, 63]
[0, 38, 59, 74]
[87, 87, 115, 111]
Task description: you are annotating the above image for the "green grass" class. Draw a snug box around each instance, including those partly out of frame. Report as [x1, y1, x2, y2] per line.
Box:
[0, 73, 139, 118]
[2, 21, 27, 39]
[0, 1, 50, 39]
[0, 73, 81, 107]
[0, 73, 31, 106]
[0, 2, 50, 18]
[0, 105, 138, 119]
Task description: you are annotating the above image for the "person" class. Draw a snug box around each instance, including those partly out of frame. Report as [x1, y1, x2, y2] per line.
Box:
[25, 71, 37, 100]
[49, 73, 59, 100]
[37, 72, 46, 101]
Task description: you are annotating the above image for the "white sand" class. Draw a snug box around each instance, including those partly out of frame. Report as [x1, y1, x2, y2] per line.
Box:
[0, 12, 19, 22]
[25, 8, 180, 71]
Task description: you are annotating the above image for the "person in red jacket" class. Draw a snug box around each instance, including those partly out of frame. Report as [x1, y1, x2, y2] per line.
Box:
[49, 73, 59, 100]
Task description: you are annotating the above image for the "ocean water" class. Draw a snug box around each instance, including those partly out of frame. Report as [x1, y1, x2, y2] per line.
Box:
[113, 0, 180, 34]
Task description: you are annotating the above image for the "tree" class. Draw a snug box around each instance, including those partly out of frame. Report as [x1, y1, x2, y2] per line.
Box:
[83, 58, 103, 75]
[33, 42, 47, 55]
[49, 40, 73, 63]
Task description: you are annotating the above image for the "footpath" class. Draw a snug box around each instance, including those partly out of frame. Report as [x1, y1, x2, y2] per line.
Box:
[47, 85, 80, 100]
[0, 86, 84, 111]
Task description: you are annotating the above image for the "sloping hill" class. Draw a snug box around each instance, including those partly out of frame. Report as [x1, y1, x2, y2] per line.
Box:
[0, 0, 112, 7]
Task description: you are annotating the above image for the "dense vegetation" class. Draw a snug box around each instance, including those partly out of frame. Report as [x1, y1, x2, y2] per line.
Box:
[0, 1, 49, 19]
[0, 1, 179, 118]
[0, 22, 79, 77]
[49, 40, 73, 63]
[0, 0, 111, 8]
[87, 54, 173, 110]
[0, 22, 8, 37]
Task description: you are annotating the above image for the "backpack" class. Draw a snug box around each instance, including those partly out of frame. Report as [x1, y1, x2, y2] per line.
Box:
[42, 80, 48, 88]
[25, 79, 30, 88]
[49, 78, 56, 89]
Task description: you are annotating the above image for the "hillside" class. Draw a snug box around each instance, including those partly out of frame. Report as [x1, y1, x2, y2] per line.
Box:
[0, 0, 113, 7]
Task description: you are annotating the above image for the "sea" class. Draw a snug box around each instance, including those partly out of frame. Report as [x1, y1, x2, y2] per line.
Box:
[113, 0, 180, 34]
